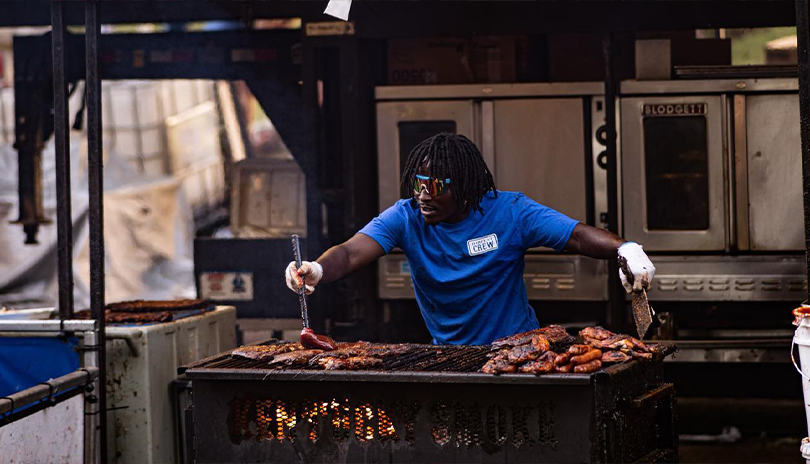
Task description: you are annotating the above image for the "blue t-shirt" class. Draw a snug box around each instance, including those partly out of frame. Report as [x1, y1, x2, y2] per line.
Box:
[358, 191, 579, 345]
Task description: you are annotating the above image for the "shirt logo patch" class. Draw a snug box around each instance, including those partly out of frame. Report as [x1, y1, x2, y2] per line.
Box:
[467, 234, 499, 256]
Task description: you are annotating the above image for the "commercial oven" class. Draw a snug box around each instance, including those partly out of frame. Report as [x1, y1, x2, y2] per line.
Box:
[374, 83, 609, 301]
[620, 78, 805, 303]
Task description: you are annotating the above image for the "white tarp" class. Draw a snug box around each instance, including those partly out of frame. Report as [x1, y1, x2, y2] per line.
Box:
[0, 136, 196, 310]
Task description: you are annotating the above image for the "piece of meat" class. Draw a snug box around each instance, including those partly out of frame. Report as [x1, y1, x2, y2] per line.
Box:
[506, 338, 548, 364]
[300, 328, 338, 351]
[571, 349, 602, 366]
[518, 351, 557, 374]
[580, 326, 651, 353]
[601, 351, 631, 364]
[106, 298, 209, 312]
[631, 351, 653, 360]
[231, 343, 303, 360]
[480, 353, 517, 374]
[309, 342, 411, 364]
[554, 352, 571, 366]
[106, 310, 173, 323]
[555, 363, 573, 373]
[492, 325, 574, 349]
[316, 355, 383, 371]
[269, 349, 323, 367]
[573, 359, 602, 373]
[579, 326, 615, 342]
[567, 344, 591, 356]
[601, 351, 632, 364]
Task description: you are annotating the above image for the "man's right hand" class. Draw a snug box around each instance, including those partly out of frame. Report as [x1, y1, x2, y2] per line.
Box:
[285, 261, 324, 295]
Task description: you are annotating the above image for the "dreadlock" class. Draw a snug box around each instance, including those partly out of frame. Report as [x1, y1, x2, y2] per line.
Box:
[400, 133, 497, 215]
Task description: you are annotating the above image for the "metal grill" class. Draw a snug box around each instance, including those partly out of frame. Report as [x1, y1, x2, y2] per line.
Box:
[185, 342, 677, 463]
[185, 342, 494, 374]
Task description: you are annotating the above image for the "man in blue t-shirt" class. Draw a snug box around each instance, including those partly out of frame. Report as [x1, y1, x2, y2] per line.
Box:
[285, 133, 655, 345]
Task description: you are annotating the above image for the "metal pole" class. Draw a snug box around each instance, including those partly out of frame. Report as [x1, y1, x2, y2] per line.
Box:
[85, 1, 107, 462]
[83, 327, 101, 464]
[51, 0, 74, 320]
[796, 0, 810, 302]
[603, 33, 624, 332]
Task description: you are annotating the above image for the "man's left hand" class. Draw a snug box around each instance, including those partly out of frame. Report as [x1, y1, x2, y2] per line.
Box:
[618, 242, 655, 293]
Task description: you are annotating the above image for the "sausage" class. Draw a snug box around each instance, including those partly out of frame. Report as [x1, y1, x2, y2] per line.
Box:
[567, 344, 591, 356]
[571, 349, 602, 366]
[555, 363, 573, 373]
[300, 328, 338, 351]
[573, 359, 602, 373]
[554, 353, 570, 365]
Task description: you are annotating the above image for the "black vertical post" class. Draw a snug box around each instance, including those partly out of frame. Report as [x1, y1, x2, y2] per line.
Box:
[603, 33, 624, 331]
[51, 0, 74, 320]
[796, 0, 810, 302]
[85, 1, 107, 461]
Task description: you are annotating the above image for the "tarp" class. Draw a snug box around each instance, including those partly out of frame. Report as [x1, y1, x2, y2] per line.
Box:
[0, 337, 80, 398]
[0, 137, 196, 310]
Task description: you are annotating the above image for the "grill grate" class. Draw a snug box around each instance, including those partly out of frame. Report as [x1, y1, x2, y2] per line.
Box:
[191, 341, 496, 374]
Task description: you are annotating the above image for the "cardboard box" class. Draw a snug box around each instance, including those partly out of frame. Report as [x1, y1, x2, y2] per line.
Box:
[387, 36, 521, 85]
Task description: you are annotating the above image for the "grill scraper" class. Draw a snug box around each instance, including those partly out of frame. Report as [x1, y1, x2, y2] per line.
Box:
[619, 256, 656, 339]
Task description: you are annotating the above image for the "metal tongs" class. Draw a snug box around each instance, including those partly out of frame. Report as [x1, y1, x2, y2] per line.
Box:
[291, 235, 337, 351]
[291, 234, 310, 329]
[619, 256, 657, 339]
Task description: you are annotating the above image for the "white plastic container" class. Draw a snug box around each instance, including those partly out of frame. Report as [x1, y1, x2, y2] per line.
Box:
[792, 304, 810, 463]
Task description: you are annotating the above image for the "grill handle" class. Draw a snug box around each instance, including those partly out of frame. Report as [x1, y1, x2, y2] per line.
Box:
[630, 383, 674, 409]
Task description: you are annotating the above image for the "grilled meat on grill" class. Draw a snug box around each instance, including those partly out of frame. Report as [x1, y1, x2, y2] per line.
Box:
[554, 352, 571, 366]
[571, 349, 602, 366]
[506, 335, 550, 364]
[601, 351, 631, 364]
[309, 342, 412, 364]
[481, 352, 518, 374]
[492, 325, 574, 350]
[555, 362, 573, 373]
[269, 349, 324, 367]
[579, 326, 651, 353]
[106, 299, 208, 312]
[574, 359, 602, 373]
[300, 327, 338, 351]
[518, 351, 557, 374]
[567, 344, 591, 356]
[316, 356, 383, 371]
[231, 343, 304, 360]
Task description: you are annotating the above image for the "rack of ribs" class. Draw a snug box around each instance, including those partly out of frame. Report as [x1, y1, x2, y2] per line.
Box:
[231, 343, 305, 361]
[309, 342, 412, 364]
[315, 356, 383, 371]
[491, 325, 574, 350]
[268, 349, 324, 367]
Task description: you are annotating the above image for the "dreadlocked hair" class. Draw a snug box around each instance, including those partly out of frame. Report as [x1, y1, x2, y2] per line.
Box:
[400, 132, 497, 215]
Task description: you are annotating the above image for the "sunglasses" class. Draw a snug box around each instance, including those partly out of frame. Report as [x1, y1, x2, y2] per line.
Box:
[413, 174, 452, 197]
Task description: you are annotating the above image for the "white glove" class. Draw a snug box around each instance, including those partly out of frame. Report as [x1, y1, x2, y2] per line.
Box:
[285, 261, 324, 295]
[617, 242, 655, 293]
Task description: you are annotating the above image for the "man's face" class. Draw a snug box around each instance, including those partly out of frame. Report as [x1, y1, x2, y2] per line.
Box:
[414, 165, 465, 225]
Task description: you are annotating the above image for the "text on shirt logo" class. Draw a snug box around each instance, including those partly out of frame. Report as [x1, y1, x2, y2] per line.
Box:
[467, 234, 499, 256]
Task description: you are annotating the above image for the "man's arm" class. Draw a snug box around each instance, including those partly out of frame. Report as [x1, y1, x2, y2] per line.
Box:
[563, 223, 626, 258]
[317, 233, 386, 283]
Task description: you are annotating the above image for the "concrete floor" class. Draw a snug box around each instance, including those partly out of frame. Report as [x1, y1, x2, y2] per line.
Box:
[680, 436, 804, 463]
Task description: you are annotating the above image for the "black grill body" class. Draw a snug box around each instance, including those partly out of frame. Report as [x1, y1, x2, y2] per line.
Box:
[183, 344, 677, 463]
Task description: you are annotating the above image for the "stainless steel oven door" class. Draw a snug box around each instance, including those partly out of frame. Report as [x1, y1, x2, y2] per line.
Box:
[375, 100, 483, 212]
[621, 96, 727, 251]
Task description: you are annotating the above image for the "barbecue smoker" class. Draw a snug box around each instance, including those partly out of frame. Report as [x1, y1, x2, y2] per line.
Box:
[182, 342, 676, 463]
